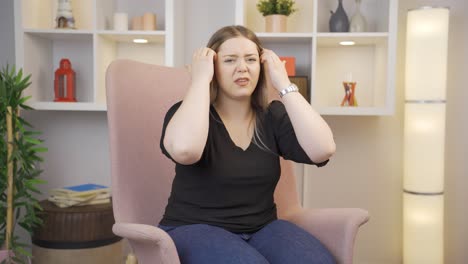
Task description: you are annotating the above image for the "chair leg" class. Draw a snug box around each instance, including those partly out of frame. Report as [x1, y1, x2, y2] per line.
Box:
[125, 253, 138, 264]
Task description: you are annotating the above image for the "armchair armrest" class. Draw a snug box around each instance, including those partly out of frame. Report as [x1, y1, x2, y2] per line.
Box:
[286, 208, 369, 264]
[113, 222, 180, 264]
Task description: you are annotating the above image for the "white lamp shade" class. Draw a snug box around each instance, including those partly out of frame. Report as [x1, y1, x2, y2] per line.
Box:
[404, 103, 446, 193]
[403, 193, 444, 263]
[405, 7, 449, 101]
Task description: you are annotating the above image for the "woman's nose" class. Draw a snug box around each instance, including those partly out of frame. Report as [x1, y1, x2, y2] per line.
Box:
[236, 60, 248, 72]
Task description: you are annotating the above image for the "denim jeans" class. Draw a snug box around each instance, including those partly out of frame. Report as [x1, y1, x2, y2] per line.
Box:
[159, 219, 336, 264]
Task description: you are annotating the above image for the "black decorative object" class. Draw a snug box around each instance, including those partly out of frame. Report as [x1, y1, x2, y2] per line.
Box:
[329, 0, 349, 32]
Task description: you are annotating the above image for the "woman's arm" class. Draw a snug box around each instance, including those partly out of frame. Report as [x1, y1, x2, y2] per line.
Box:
[163, 47, 215, 165]
[261, 49, 336, 163]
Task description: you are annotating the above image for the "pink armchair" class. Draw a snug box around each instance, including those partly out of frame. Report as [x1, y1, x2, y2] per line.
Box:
[106, 59, 369, 264]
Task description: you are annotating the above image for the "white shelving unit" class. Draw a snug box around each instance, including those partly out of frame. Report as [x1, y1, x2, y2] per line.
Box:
[14, 0, 185, 111]
[237, 0, 398, 115]
[15, 0, 397, 115]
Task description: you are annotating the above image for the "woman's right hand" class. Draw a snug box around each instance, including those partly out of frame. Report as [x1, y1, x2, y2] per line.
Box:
[165, 47, 214, 165]
[190, 47, 216, 85]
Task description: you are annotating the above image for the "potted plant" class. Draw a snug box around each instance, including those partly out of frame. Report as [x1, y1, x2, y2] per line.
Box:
[1, 65, 47, 264]
[256, 0, 297, 32]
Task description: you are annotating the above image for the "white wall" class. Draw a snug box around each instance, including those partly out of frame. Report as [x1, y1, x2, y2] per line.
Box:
[0, 0, 15, 65]
[2, 0, 467, 263]
[21, 111, 112, 193]
[440, 0, 468, 263]
[303, 1, 468, 263]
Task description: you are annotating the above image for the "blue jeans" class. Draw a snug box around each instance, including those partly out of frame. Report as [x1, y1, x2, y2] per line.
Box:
[159, 219, 336, 264]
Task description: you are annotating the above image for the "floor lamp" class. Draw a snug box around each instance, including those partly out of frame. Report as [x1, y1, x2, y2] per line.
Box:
[403, 6, 449, 264]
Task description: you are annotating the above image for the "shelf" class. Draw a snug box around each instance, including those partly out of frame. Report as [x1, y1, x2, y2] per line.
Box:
[317, 0, 390, 33]
[22, 32, 94, 103]
[16, 0, 397, 114]
[96, 0, 166, 31]
[97, 30, 166, 43]
[24, 29, 94, 40]
[256, 33, 314, 43]
[313, 40, 389, 112]
[95, 34, 166, 105]
[262, 41, 313, 78]
[30, 102, 107, 111]
[317, 106, 392, 116]
[243, 0, 314, 33]
[316, 33, 388, 47]
[22, 0, 94, 30]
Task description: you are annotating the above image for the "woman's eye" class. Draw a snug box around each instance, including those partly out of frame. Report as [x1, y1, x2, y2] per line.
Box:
[247, 58, 257, 62]
[224, 59, 235, 63]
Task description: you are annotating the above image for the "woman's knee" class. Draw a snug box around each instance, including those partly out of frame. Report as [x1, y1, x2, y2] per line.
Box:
[249, 220, 336, 264]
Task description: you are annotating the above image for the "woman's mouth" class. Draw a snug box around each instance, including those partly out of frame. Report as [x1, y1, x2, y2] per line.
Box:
[235, 78, 249, 86]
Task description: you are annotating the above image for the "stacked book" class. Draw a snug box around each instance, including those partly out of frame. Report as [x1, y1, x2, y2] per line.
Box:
[48, 183, 111, 208]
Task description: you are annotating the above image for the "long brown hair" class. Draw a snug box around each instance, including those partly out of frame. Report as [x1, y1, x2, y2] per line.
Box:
[206, 25, 268, 113]
[207, 25, 274, 154]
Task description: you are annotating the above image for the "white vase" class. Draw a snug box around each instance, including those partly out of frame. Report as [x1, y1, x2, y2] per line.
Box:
[350, 0, 367, 32]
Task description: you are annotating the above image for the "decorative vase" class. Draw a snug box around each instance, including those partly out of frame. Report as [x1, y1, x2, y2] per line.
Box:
[113, 13, 129, 31]
[142, 12, 157, 30]
[350, 0, 368, 32]
[56, 0, 76, 29]
[340, 81, 358, 106]
[329, 0, 349, 32]
[265, 14, 287, 33]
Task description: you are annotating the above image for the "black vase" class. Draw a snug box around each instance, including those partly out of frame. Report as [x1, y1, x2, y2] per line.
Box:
[329, 0, 349, 32]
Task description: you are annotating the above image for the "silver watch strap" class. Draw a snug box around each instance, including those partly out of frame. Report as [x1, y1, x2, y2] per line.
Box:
[279, 83, 299, 98]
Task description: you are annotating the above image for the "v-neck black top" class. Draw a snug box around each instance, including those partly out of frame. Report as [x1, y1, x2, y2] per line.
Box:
[159, 100, 328, 233]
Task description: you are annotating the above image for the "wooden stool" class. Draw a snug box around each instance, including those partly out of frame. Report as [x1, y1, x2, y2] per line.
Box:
[32, 200, 124, 264]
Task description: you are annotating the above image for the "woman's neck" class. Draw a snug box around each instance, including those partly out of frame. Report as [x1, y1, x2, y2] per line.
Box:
[213, 96, 253, 122]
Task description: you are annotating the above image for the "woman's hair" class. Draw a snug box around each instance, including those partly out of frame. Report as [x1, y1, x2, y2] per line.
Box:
[207, 25, 274, 154]
[206, 25, 268, 112]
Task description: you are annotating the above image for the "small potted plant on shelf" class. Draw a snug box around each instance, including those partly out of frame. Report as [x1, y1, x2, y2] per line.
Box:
[257, 0, 297, 32]
[1, 64, 47, 264]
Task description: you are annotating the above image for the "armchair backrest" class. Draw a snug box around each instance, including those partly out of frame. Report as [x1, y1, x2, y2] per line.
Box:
[106, 59, 302, 225]
[106, 59, 190, 225]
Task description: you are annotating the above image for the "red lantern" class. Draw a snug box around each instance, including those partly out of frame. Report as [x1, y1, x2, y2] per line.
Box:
[54, 58, 77, 102]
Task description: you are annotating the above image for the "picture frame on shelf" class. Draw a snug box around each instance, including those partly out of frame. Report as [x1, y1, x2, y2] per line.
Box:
[289, 76, 309, 102]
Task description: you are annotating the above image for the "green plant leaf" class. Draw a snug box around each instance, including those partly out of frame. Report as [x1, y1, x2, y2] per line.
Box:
[23, 137, 41, 145]
[1, 63, 46, 259]
[257, 0, 297, 16]
[31, 147, 48, 153]
[19, 104, 34, 111]
[15, 245, 32, 257]
[15, 68, 23, 83]
[18, 95, 32, 105]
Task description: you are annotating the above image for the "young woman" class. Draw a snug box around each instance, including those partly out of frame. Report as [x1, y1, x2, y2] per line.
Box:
[159, 25, 336, 264]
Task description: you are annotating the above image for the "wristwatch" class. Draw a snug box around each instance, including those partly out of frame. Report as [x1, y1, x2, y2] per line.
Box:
[279, 83, 299, 98]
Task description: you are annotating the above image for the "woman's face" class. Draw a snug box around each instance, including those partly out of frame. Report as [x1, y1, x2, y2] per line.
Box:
[214, 37, 261, 101]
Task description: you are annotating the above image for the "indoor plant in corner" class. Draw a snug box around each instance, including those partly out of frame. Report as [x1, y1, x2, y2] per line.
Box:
[257, 0, 297, 32]
[0, 65, 47, 264]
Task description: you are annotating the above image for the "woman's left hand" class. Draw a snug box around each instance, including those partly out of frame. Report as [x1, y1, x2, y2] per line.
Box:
[261, 49, 291, 92]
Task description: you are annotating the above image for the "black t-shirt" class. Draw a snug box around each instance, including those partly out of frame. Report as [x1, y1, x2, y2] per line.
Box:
[159, 100, 328, 233]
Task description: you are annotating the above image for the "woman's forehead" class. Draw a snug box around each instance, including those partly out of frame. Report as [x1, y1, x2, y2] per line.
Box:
[217, 37, 259, 55]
